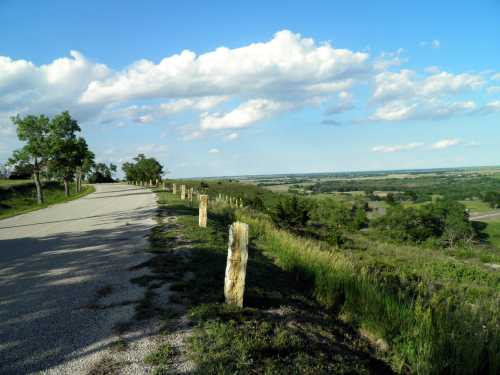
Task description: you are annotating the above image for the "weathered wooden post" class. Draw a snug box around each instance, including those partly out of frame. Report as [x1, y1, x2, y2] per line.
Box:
[188, 187, 193, 205]
[181, 185, 186, 200]
[224, 222, 249, 307]
[156, 178, 159, 186]
[199, 195, 208, 227]
[172, 183, 177, 194]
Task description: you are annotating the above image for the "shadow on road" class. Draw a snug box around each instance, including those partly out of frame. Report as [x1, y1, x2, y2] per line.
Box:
[0, 207, 156, 374]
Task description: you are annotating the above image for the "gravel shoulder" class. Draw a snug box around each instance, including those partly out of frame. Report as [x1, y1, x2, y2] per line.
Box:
[0, 183, 158, 374]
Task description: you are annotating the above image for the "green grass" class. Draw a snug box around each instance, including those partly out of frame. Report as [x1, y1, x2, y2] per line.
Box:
[144, 192, 392, 374]
[235, 210, 499, 374]
[485, 221, 500, 249]
[148, 190, 500, 374]
[0, 179, 32, 187]
[0, 182, 95, 219]
[460, 199, 492, 213]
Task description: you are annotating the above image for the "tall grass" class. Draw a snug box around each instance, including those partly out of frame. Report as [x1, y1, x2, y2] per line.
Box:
[236, 208, 500, 374]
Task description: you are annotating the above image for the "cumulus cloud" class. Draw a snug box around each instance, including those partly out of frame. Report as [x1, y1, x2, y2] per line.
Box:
[371, 100, 476, 121]
[0, 51, 109, 119]
[200, 99, 289, 130]
[325, 91, 354, 114]
[372, 142, 423, 153]
[373, 70, 483, 103]
[368, 67, 488, 122]
[431, 139, 460, 149]
[208, 148, 220, 154]
[80, 30, 370, 105]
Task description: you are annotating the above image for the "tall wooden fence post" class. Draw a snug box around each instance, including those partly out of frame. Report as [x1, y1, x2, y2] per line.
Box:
[181, 185, 186, 200]
[188, 187, 193, 205]
[224, 222, 249, 307]
[172, 183, 177, 194]
[199, 195, 208, 228]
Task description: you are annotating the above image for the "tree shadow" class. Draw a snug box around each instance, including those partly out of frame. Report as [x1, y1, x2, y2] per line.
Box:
[0, 210, 156, 374]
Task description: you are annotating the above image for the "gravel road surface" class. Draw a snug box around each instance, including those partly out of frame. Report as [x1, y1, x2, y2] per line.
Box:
[0, 183, 157, 374]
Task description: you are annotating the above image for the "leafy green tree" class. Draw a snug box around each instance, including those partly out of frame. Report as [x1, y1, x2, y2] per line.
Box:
[47, 112, 83, 197]
[312, 199, 357, 246]
[272, 196, 311, 234]
[483, 191, 500, 209]
[75, 139, 94, 192]
[8, 114, 51, 203]
[122, 154, 163, 183]
[89, 163, 116, 183]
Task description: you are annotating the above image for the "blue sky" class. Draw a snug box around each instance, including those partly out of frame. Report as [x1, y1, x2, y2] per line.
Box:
[0, 0, 499, 177]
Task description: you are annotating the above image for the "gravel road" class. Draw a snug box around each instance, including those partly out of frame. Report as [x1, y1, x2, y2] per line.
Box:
[0, 183, 158, 374]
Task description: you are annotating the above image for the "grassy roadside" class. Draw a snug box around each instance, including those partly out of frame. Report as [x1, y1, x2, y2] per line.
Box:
[0, 182, 95, 220]
[147, 189, 500, 374]
[145, 191, 392, 374]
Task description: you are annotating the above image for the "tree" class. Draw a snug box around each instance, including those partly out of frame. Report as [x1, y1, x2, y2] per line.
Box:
[122, 154, 163, 183]
[312, 199, 357, 246]
[8, 114, 51, 203]
[48, 111, 82, 197]
[75, 139, 94, 193]
[272, 196, 311, 234]
[88, 163, 116, 183]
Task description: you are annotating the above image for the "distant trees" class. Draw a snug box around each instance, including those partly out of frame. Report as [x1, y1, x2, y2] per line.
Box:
[122, 154, 164, 183]
[8, 111, 95, 202]
[483, 191, 500, 209]
[372, 200, 478, 247]
[88, 163, 116, 183]
[270, 195, 368, 246]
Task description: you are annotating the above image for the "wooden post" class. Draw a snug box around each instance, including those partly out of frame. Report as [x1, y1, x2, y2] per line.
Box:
[224, 222, 249, 307]
[188, 187, 193, 205]
[163, 181, 166, 190]
[172, 183, 177, 194]
[156, 178, 159, 186]
[199, 195, 208, 227]
[181, 185, 186, 200]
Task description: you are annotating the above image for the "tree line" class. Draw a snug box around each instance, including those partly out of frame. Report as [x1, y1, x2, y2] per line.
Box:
[6, 111, 116, 204]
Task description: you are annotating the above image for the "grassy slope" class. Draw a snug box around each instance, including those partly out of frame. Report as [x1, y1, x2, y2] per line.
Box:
[148, 191, 392, 374]
[149, 189, 499, 374]
[0, 182, 95, 219]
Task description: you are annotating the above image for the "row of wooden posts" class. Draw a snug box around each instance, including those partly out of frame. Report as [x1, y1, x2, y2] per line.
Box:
[127, 180, 249, 307]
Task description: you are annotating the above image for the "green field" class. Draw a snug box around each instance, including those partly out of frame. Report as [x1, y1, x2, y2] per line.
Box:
[461, 199, 492, 213]
[0, 181, 95, 219]
[0, 179, 32, 187]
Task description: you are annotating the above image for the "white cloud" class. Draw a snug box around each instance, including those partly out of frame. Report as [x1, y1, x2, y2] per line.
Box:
[200, 99, 289, 130]
[224, 132, 239, 141]
[208, 148, 220, 154]
[373, 70, 483, 102]
[0, 51, 109, 119]
[80, 30, 370, 105]
[431, 139, 460, 149]
[374, 48, 407, 70]
[325, 91, 354, 114]
[372, 142, 423, 153]
[371, 100, 476, 122]
[136, 144, 168, 154]
[492, 73, 500, 81]
[487, 86, 500, 94]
